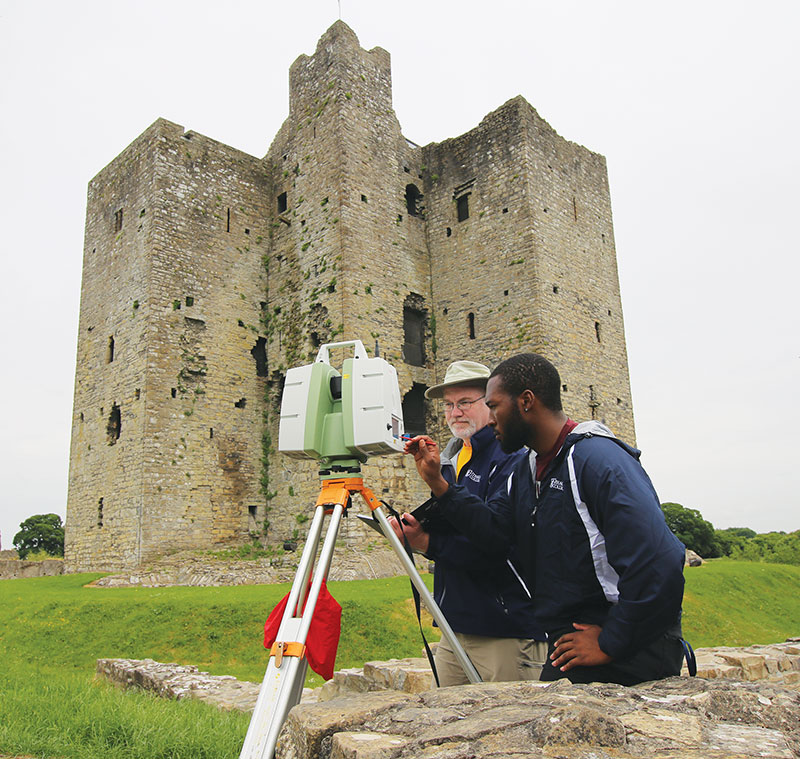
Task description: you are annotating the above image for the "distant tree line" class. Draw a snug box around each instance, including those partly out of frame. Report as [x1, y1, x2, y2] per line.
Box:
[660, 502, 800, 565]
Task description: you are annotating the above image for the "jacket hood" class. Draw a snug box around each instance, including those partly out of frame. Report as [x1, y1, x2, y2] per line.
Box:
[566, 420, 641, 461]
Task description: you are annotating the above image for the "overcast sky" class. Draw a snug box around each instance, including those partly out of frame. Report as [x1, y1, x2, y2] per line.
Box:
[1, 0, 798, 550]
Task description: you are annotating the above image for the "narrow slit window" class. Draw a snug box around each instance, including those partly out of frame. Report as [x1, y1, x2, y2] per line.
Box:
[107, 336, 115, 363]
[251, 337, 268, 377]
[468, 312, 475, 339]
[589, 385, 599, 420]
[106, 404, 121, 445]
[114, 209, 123, 232]
[226, 208, 231, 232]
[97, 498, 104, 528]
[595, 321, 601, 343]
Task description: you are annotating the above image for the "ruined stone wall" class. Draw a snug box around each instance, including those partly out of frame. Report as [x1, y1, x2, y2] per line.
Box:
[66, 120, 270, 571]
[66, 21, 636, 569]
[66, 124, 159, 571]
[423, 97, 634, 443]
[260, 23, 432, 546]
[423, 99, 538, 376]
[518, 101, 634, 442]
[0, 558, 64, 580]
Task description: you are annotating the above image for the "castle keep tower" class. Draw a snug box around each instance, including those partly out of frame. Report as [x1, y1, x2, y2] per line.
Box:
[65, 22, 634, 571]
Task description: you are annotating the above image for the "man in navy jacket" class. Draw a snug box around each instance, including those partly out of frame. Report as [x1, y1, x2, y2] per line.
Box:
[400, 353, 686, 685]
[401, 360, 545, 685]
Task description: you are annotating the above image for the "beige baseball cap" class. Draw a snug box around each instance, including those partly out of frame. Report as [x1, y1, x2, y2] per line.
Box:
[424, 360, 491, 399]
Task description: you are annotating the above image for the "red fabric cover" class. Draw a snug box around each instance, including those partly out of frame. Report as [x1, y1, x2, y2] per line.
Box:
[263, 580, 342, 680]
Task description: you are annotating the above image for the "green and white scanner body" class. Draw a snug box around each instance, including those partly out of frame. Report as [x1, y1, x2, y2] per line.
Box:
[278, 340, 405, 471]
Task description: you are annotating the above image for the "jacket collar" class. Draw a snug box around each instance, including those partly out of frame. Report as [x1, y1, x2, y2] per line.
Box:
[528, 420, 636, 480]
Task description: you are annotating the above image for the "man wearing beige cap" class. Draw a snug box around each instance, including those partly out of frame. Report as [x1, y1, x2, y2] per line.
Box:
[393, 360, 546, 685]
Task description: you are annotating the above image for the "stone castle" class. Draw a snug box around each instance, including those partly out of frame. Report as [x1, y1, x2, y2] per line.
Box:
[65, 22, 634, 572]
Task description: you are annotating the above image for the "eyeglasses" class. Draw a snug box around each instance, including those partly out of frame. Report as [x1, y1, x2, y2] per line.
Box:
[443, 396, 485, 412]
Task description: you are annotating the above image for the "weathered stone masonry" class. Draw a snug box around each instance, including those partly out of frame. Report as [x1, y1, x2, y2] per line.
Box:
[66, 21, 634, 571]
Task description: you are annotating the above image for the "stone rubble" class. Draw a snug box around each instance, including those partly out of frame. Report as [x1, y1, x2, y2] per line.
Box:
[96, 658, 268, 712]
[89, 547, 404, 588]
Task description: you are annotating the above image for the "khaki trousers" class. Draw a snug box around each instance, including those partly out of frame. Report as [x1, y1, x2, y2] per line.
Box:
[433, 633, 548, 687]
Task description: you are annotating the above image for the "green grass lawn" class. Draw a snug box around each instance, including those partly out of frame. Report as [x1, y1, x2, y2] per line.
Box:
[682, 559, 800, 647]
[1, 560, 798, 758]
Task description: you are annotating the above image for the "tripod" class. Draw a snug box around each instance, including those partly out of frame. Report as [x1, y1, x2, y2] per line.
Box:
[238, 473, 481, 759]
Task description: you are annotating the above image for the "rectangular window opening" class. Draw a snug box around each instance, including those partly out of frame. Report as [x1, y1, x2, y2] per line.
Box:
[456, 194, 470, 222]
[468, 312, 475, 339]
[114, 209, 123, 232]
[106, 403, 121, 445]
[277, 192, 287, 214]
[403, 305, 426, 366]
[402, 383, 428, 436]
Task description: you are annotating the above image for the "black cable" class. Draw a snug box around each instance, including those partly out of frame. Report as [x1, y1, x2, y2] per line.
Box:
[379, 499, 440, 687]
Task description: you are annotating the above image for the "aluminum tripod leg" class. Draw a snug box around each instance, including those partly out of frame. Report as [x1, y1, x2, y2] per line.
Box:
[369, 506, 482, 684]
[239, 501, 344, 759]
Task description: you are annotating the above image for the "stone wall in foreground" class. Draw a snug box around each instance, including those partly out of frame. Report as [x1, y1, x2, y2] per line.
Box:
[98, 640, 800, 759]
[278, 676, 800, 759]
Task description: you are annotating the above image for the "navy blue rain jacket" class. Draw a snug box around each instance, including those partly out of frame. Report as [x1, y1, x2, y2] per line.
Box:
[426, 424, 543, 639]
[434, 421, 685, 660]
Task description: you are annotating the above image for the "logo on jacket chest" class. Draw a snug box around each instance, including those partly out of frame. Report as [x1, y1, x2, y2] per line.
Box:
[549, 478, 564, 491]
[464, 470, 482, 484]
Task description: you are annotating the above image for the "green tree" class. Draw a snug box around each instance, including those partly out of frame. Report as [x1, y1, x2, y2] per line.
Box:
[729, 531, 800, 565]
[13, 513, 64, 559]
[660, 502, 721, 557]
[714, 527, 757, 556]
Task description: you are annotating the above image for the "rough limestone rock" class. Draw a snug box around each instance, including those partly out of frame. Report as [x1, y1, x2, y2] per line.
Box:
[692, 641, 800, 685]
[318, 659, 435, 701]
[276, 677, 800, 759]
[685, 549, 704, 566]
